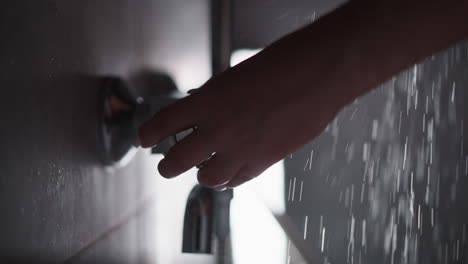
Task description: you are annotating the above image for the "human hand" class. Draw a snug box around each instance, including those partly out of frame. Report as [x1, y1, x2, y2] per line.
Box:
[138, 49, 344, 189]
[141, 0, 468, 189]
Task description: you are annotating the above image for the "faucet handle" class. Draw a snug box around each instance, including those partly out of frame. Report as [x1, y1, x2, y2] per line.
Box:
[150, 127, 194, 155]
[148, 90, 196, 155]
[97, 74, 193, 165]
[150, 137, 177, 155]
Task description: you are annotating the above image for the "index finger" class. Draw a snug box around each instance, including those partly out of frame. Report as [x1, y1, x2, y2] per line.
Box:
[138, 96, 198, 148]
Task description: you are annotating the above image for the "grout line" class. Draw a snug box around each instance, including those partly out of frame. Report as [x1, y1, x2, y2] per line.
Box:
[63, 195, 157, 263]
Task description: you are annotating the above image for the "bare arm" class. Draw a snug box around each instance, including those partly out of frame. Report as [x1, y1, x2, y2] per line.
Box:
[139, 0, 468, 188]
[261, 0, 468, 105]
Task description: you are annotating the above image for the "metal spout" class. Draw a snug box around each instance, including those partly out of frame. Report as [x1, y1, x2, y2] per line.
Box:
[182, 185, 215, 254]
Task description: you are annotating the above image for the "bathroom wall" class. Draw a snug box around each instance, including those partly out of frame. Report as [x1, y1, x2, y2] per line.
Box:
[0, 1, 210, 262]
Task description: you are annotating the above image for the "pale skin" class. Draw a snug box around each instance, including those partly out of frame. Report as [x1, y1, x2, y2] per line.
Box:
[138, 0, 468, 189]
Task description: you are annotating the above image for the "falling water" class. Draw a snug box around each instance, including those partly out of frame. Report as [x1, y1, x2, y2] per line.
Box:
[285, 42, 468, 264]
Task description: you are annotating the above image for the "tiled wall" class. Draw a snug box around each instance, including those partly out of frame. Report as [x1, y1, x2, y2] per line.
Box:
[0, 1, 210, 262]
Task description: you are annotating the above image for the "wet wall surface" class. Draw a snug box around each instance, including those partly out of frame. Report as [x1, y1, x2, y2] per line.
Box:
[0, 0, 210, 262]
[285, 44, 468, 264]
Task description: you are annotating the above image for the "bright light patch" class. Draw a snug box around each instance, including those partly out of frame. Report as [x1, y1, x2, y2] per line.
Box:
[230, 160, 287, 263]
[231, 186, 287, 264]
[230, 49, 262, 67]
[247, 160, 286, 214]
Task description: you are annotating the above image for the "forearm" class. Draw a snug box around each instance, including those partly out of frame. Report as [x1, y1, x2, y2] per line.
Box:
[340, 0, 468, 102]
[259, 0, 468, 106]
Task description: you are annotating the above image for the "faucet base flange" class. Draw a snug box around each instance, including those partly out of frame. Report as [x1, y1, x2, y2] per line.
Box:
[97, 77, 139, 167]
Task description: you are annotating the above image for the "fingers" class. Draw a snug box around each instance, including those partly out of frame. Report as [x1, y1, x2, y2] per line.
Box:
[225, 163, 263, 188]
[138, 97, 198, 148]
[197, 153, 241, 188]
[158, 130, 214, 178]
